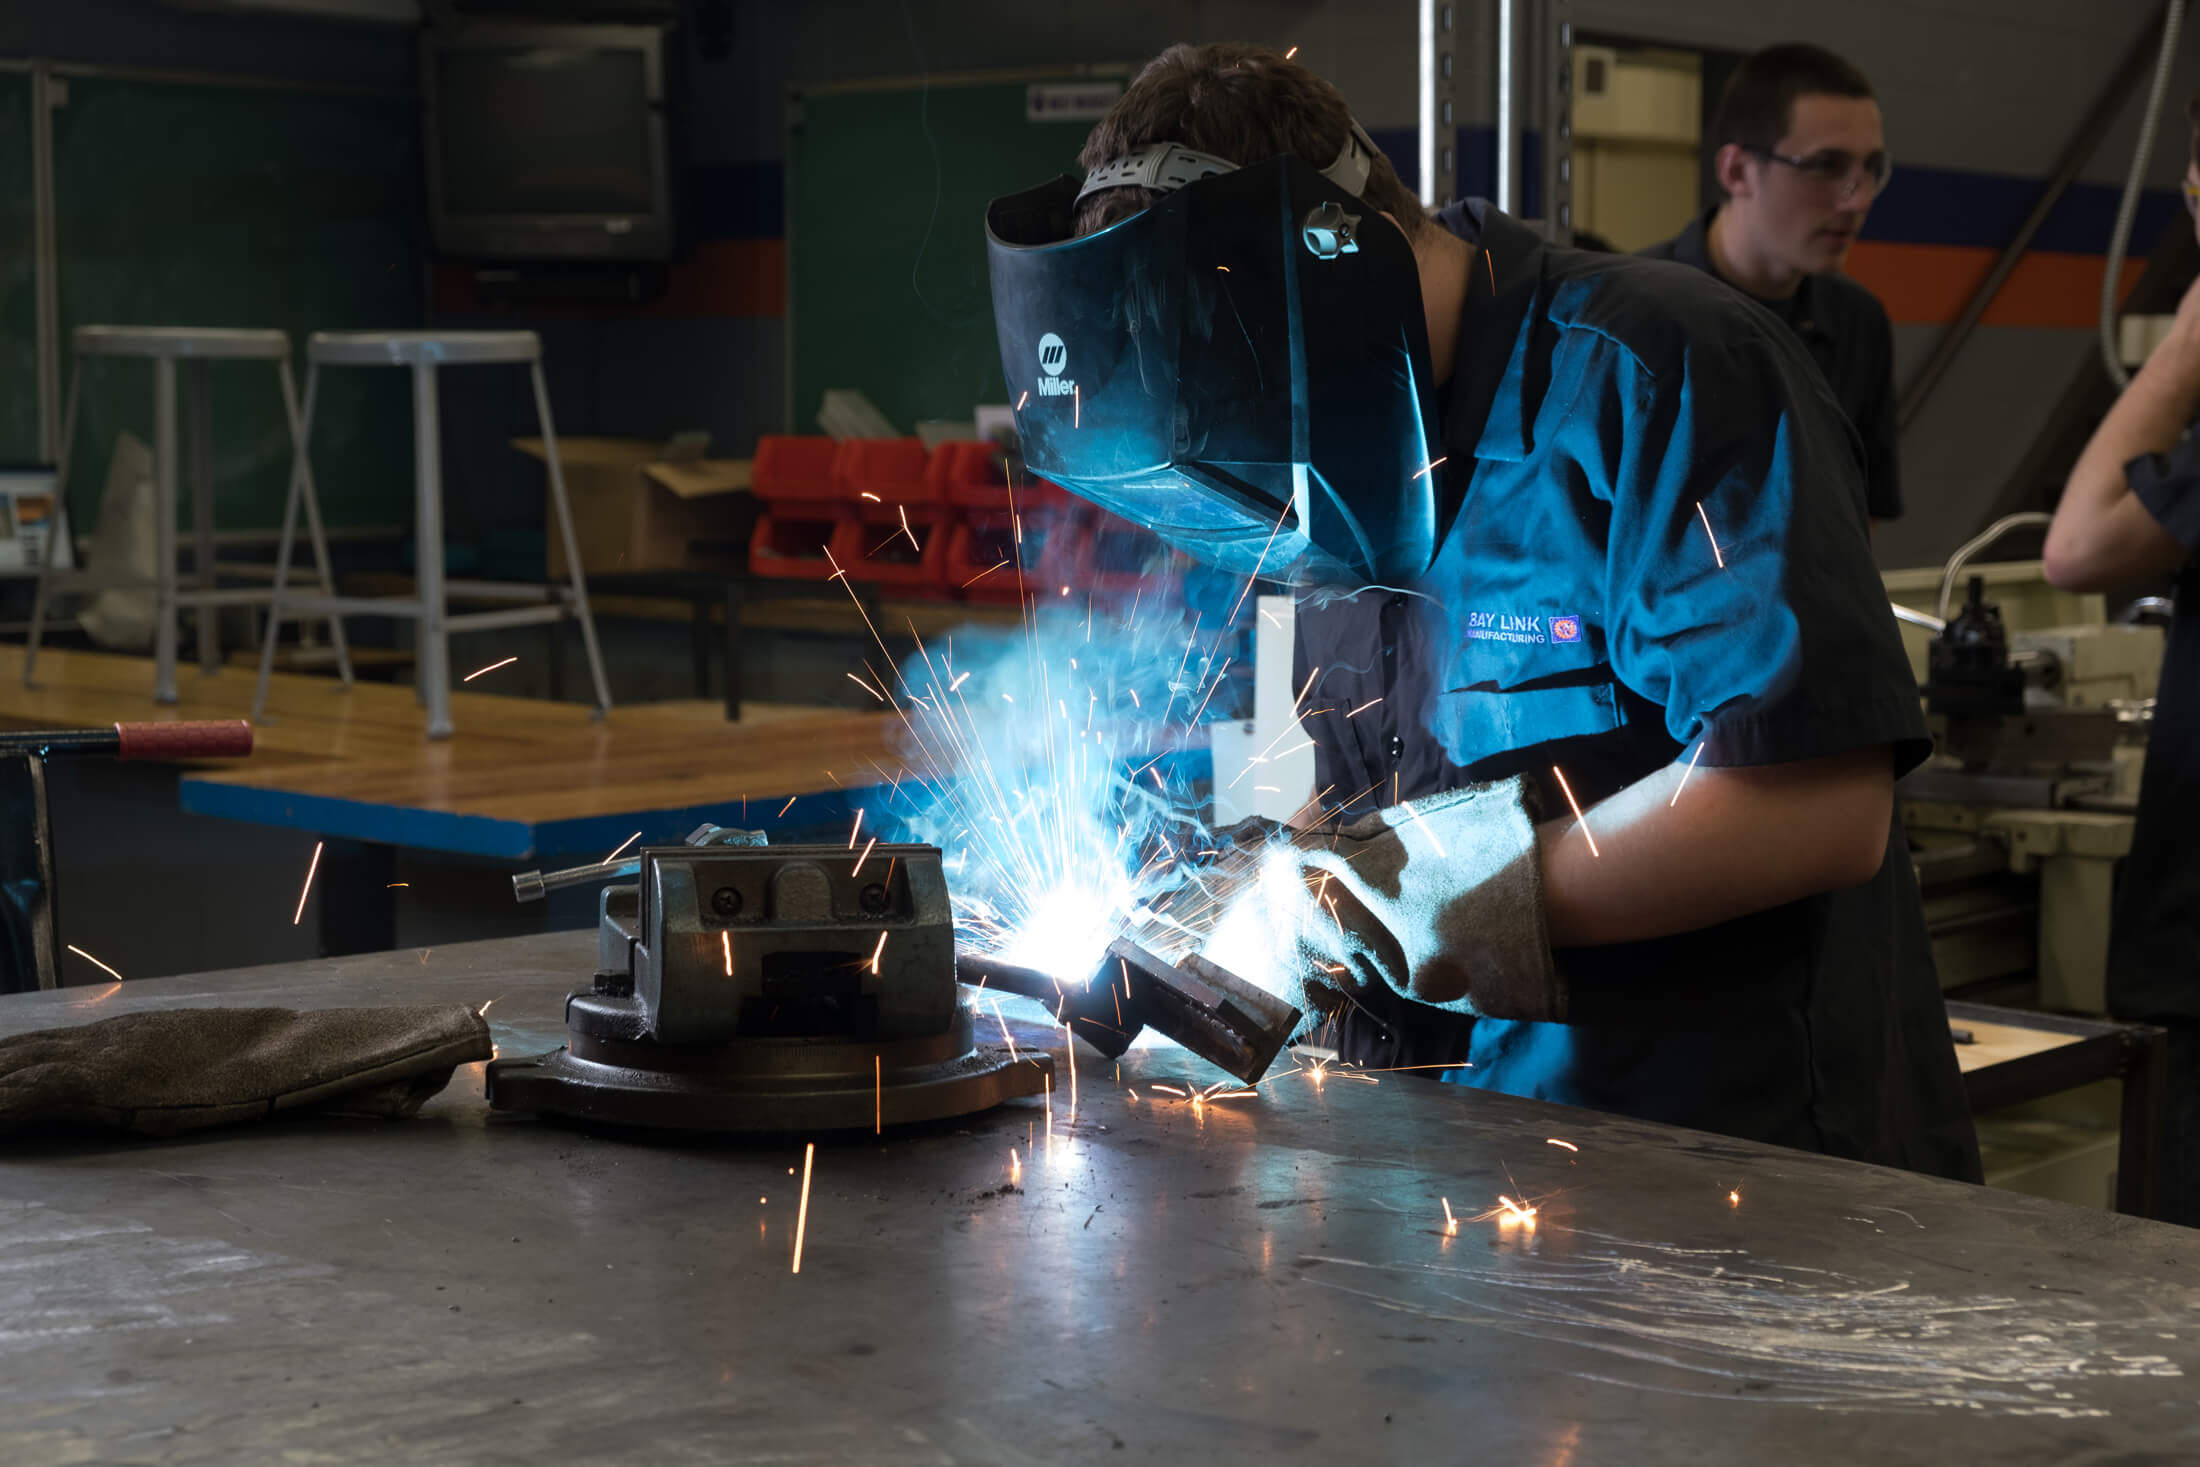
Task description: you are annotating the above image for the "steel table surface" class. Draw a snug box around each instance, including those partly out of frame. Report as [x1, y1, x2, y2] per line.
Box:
[1, 931, 2196, 1464]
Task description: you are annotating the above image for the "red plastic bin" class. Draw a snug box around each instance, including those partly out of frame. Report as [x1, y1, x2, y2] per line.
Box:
[748, 506, 863, 581]
[927, 439, 1076, 513]
[752, 436, 844, 503]
[837, 437, 937, 506]
[844, 501, 956, 594]
[942, 506, 1078, 604]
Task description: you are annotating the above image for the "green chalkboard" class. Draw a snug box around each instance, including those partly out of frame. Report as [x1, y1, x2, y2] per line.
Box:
[788, 71, 1125, 435]
[0, 72, 36, 464]
[51, 74, 421, 532]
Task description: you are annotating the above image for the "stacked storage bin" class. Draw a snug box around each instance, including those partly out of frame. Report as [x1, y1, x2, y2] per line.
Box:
[933, 441, 1078, 604]
[838, 437, 952, 593]
[748, 436, 858, 580]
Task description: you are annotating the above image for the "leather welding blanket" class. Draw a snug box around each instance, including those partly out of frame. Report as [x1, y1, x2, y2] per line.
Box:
[0, 1004, 491, 1139]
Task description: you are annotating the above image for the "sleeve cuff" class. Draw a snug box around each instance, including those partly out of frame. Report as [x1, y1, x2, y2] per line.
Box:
[2125, 432, 2200, 552]
[1698, 689, 1933, 778]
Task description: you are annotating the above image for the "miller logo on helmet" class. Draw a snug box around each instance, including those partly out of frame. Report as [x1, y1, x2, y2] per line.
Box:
[1036, 332, 1075, 396]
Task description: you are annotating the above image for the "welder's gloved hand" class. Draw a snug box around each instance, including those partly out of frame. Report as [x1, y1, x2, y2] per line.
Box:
[1290, 777, 1564, 1024]
[0, 1004, 492, 1139]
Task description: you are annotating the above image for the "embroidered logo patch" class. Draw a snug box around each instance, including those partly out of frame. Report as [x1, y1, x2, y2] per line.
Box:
[1464, 611, 1587, 645]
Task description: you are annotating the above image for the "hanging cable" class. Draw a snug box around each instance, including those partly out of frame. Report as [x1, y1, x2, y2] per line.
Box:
[2100, 0, 2187, 388]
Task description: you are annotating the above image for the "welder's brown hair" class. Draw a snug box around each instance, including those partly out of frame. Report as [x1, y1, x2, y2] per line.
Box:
[1075, 43, 1428, 241]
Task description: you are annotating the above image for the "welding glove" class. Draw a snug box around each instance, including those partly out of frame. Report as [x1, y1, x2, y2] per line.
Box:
[0, 1004, 491, 1139]
[1283, 777, 1564, 1026]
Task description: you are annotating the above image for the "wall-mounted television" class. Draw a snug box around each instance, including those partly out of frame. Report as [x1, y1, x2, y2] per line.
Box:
[423, 22, 674, 263]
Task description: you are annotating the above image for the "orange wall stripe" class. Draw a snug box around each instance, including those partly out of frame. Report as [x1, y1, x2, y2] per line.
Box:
[1843, 240, 2144, 329]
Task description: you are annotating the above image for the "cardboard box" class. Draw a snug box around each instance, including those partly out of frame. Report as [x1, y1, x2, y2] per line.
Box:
[512, 437, 755, 578]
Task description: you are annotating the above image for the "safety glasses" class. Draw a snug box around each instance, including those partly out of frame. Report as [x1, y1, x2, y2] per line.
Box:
[1745, 146, 1893, 203]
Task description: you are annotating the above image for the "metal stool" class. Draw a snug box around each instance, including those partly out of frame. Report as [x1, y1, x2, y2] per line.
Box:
[24, 325, 353, 702]
[252, 330, 612, 739]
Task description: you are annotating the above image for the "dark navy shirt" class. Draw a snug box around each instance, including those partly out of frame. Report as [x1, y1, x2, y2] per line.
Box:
[1294, 201, 1979, 1182]
[2106, 432, 2200, 1022]
[1642, 208, 1903, 522]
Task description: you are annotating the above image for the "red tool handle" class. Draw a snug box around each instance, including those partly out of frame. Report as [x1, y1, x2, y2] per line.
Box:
[114, 720, 255, 761]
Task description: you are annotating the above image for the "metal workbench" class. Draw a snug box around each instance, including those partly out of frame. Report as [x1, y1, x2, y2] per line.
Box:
[2, 931, 2196, 1464]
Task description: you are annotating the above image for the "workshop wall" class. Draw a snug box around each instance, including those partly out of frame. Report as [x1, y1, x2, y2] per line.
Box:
[6, 0, 2194, 574]
[435, 0, 2197, 573]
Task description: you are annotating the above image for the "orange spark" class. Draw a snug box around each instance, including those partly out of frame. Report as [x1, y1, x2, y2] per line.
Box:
[847, 672, 886, 702]
[65, 944, 123, 983]
[791, 1142, 815, 1274]
[961, 559, 1010, 588]
[1063, 1022, 1078, 1110]
[1550, 765, 1599, 858]
[1016, 390, 1029, 411]
[722, 929, 732, 977]
[874, 1054, 882, 1136]
[860, 491, 881, 502]
[1346, 697, 1382, 717]
[1411, 455, 1448, 480]
[462, 655, 518, 682]
[1696, 501, 1726, 568]
[1729, 1187, 1742, 1207]
[1668, 742, 1706, 806]
[853, 836, 878, 875]
[777, 795, 798, 817]
[292, 840, 324, 925]
[1546, 1138, 1579, 1152]
[602, 830, 642, 863]
[1284, 44, 1299, 58]
[848, 810, 864, 848]
[1441, 1197, 1458, 1234]
[868, 930, 887, 975]
[899, 504, 920, 551]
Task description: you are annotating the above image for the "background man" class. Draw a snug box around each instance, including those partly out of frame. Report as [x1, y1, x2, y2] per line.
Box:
[1642, 43, 1903, 528]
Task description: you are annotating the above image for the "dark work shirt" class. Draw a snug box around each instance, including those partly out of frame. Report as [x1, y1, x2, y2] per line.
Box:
[2106, 430, 2200, 1021]
[1641, 208, 1903, 522]
[1293, 201, 1980, 1182]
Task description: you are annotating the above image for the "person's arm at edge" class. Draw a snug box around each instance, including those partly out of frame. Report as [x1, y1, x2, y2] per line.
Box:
[2041, 283, 2200, 591]
[1538, 745, 1893, 947]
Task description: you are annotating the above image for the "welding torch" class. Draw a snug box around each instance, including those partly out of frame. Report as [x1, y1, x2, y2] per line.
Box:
[959, 939, 1302, 1085]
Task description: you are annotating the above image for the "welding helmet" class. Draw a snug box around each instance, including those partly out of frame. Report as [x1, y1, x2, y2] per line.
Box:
[985, 125, 1443, 586]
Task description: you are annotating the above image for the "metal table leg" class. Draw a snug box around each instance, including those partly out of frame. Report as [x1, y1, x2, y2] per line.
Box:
[723, 580, 744, 722]
[189, 358, 218, 676]
[152, 357, 179, 705]
[2116, 1022, 2168, 1219]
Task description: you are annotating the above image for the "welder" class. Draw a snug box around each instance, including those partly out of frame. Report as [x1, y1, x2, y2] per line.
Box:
[987, 43, 1979, 1180]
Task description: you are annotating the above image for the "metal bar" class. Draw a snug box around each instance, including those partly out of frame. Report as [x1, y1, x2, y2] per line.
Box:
[279, 355, 355, 688]
[1496, 0, 1517, 215]
[413, 361, 451, 739]
[533, 360, 613, 720]
[189, 358, 218, 675]
[254, 360, 317, 724]
[262, 594, 426, 617]
[152, 355, 179, 704]
[1896, 2, 2171, 431]
[29, 64, 59, 464]
[443, 605, 575, 633]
